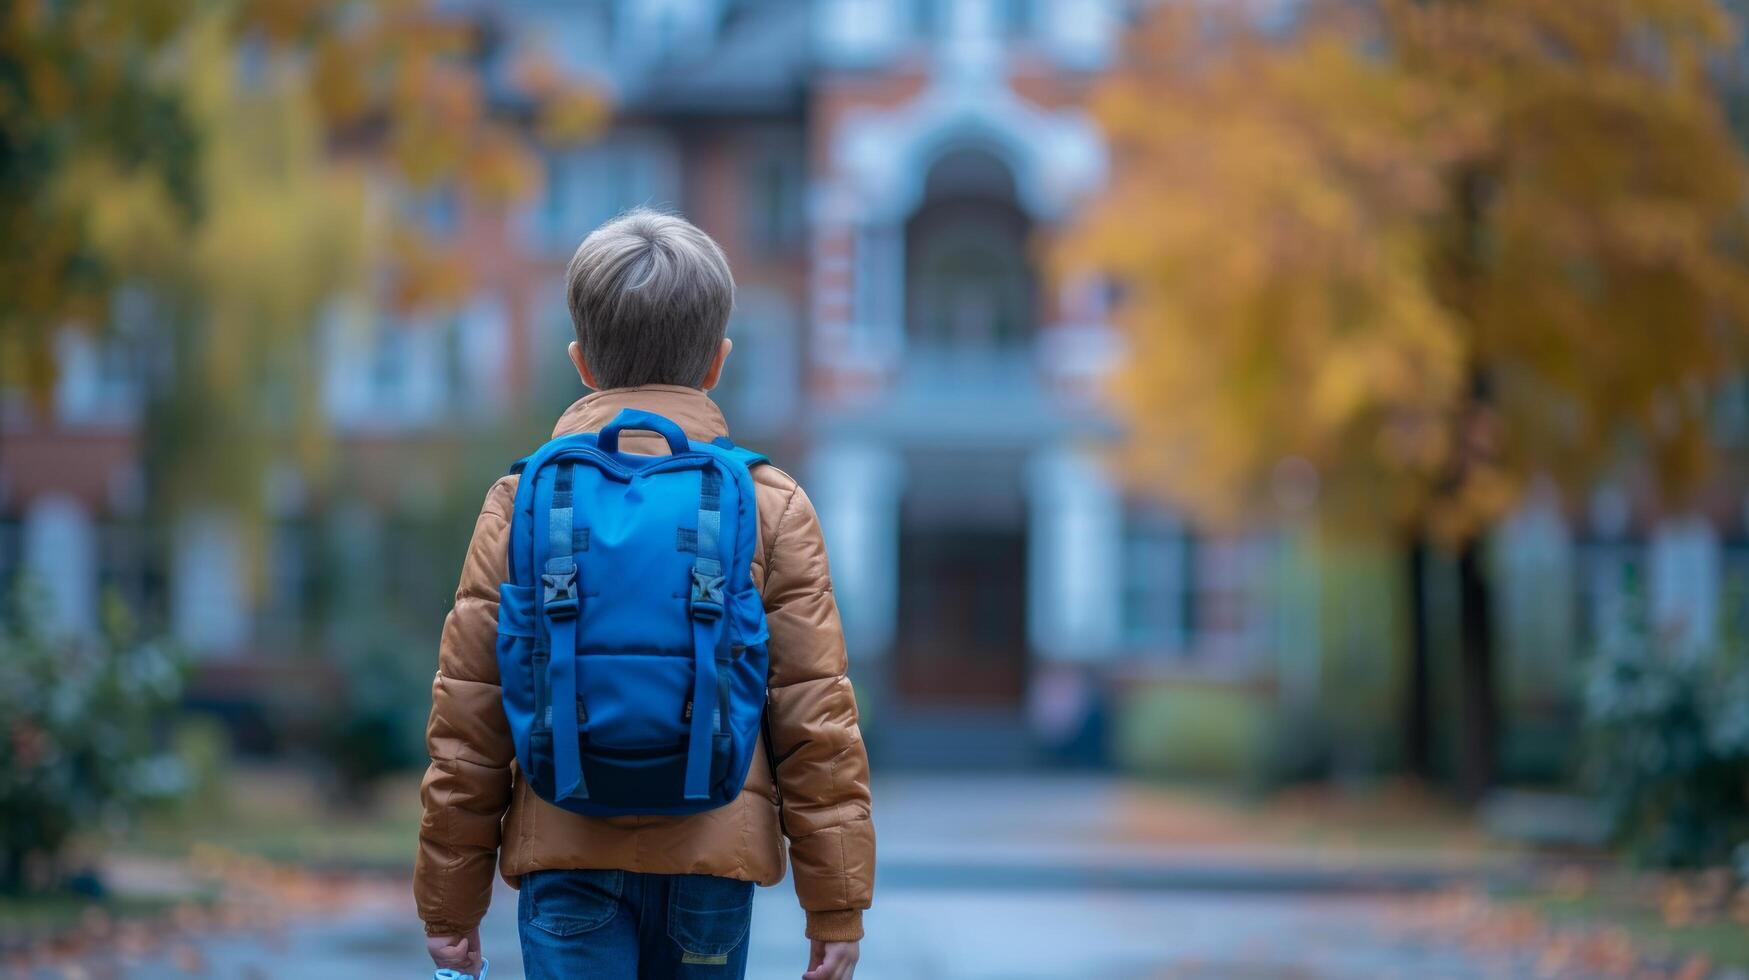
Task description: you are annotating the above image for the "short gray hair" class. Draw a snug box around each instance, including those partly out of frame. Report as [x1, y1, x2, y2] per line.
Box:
[565, 207, 735, 389]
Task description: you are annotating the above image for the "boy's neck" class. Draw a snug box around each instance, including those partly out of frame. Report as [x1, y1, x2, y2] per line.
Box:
[554, 385, 728, 443]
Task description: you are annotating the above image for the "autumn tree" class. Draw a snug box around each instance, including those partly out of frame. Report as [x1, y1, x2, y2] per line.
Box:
[1, 0, 603, 548]
[0, 2, 201, 396]
[1058, 0, 1749, 798]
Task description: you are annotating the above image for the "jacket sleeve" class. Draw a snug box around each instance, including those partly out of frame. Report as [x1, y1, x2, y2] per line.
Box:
[415, 476, 517, 937]
[762, 483, 875, 942]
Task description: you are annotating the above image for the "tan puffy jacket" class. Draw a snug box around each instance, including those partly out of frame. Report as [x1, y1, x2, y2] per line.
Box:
[414, 385, 874, 943]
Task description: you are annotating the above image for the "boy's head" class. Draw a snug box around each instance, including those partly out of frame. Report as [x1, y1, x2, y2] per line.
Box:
[564, 207, 735, 391]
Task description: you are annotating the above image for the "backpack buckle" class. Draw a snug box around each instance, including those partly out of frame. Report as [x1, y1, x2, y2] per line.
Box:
[689, 568, 725, 622]
[542, 563, 578, 620]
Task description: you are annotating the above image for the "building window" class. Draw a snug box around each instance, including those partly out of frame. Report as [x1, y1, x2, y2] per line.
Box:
[22, 496, 98, 637]
[616, 0, 725, 61]
[710, 287, 798, 435]
[996, 0, 1037, 36]
[1193, 535, 1279, 658]
[172, 511, 248, 655]
[911, 0, 942, 36]
[259, 519, 312, 652]
[1648, 518, 1722, 652]
[324, 310, 456, 432]
[95, 519, 154, 619]
[1576, 538, 1645, 653]
[1122, 507, 1190, 652]
[533, 292, 585, 415]
[743, 149, 804, 255]
[1122, 503, 1280, 667]
[368, 326, 407, 405]
[54, 325, 144, 425]
[532, 136, 679, 253]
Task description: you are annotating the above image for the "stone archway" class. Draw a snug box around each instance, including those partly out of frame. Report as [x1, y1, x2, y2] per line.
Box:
[890, 144, 1034, 708]
[903, 145, 1036, 366]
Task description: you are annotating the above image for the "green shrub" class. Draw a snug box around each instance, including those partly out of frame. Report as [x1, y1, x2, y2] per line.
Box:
[1583, 627, 1749, 869]
[317, 614, 433, 801]
[0, 583, 188, 892]
[1114, 681, 1271, 781]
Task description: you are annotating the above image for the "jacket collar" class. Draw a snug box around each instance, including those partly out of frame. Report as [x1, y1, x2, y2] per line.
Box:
[551, 384, 730, 445]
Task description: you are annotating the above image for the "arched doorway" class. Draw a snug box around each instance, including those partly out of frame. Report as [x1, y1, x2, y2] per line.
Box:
[903, 146, 1036, 364]
[893, 145, 1035, 711]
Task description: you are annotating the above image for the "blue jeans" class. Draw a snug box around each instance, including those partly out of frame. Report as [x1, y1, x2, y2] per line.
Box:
[517, 869, 755, 979]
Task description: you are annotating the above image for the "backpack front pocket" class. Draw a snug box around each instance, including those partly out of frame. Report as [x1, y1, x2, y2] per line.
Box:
[575, 650, 694, 752]
[564, 650, 739, 810]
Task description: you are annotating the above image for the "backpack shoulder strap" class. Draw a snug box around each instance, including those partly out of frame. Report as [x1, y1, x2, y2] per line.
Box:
[709, 435, 768, 469]
[508, 430, 600, 477]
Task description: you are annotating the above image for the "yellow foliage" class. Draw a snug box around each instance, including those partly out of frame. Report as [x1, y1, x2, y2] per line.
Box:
[3, 0, 607, 390]
[1058, 0, 1749, 542]
[515, 50, 612, 146]
[0, 0, 608, 596]
[66, 159, 187, 285]
[388, 226, 470, 311]
[0, 0, 202, 395]
[137, 12, 374, 520]
[4, 0, 608, 429]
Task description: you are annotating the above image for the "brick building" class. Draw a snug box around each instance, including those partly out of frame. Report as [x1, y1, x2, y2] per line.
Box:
[4, 0, 1739, 776]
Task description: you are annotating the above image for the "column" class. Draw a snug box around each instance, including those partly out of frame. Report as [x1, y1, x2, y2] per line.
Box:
[1025, 444, 1121, 661]
[808, 442, 904, 660]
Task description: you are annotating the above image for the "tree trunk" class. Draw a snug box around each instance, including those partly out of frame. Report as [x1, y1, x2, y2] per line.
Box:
[1426, 101, 1498, 802]
[1404, 536, 1435, 780]
[1454, 533, 1498, 801]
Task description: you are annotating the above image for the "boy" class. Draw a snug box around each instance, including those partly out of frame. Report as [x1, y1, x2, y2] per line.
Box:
[416, 209, 873, 979]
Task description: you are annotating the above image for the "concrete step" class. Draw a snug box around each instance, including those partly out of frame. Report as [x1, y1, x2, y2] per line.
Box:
[868, 709, 1037, 770]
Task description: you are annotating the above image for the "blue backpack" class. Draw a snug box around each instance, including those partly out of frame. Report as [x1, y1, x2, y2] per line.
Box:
[496, 408, 770, 816]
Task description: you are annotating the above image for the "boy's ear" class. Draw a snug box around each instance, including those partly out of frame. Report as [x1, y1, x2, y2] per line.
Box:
[569, 341, 600, 390]
[700, 338, 733, 392]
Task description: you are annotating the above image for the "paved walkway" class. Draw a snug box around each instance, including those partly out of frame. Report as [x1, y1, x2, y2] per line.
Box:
[69, 776, 1542, 979]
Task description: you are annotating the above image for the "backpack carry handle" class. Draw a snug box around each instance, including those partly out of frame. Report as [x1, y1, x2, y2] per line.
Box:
[597, 409, 690, 456]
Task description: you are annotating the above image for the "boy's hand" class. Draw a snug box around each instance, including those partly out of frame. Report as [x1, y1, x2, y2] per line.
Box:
[426, 928, 483, 976]
[803, 939, 859, 980]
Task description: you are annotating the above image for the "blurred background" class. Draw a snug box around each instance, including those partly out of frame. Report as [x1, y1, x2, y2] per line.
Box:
[5, 0, 1749, 976]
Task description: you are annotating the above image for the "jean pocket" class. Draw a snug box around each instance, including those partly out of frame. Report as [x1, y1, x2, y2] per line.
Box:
[522, 868, 623, 937]
[666, 874, 754, 964]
